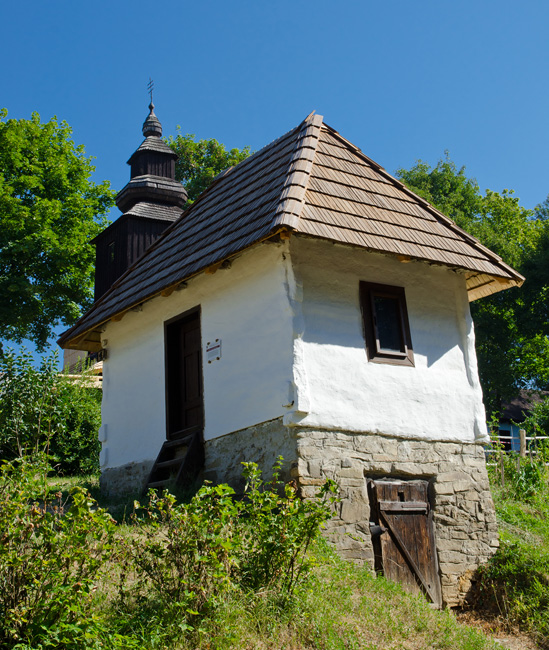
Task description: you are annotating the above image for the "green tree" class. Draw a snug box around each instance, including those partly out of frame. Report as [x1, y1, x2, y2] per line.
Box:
[166, 131, 251, 204]
[0, 109, 114, 350]
[396, 155, 549, 412]
[0, 348, 101, 474]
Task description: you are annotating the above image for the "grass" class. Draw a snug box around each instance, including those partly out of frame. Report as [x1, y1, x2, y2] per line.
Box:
[43, 473, 503, 650]
[48, 473, 143, 521]
[97, 543, 501, 650]
[45, 462, 549, 649]
[468, 447, 549, 648]
[475, 480, 549, 648]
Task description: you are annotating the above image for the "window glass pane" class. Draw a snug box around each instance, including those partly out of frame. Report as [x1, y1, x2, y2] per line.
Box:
[374, 295, 402, 352]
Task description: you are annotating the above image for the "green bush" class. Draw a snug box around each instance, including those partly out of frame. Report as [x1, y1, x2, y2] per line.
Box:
[49, 376, 102, 475]
[0, 454, 117, 649]
[476, 536, 549, 645]
[237, 459, 337, 598]
[0, 348, 101, 474]
[125, 482, 240, 616]
[482, 431, 549, 647]
[119, 459, 338, 638]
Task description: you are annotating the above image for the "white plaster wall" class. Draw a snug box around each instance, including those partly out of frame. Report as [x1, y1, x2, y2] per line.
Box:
[100, 243, 294, 470]
[285, 237, 487, 443]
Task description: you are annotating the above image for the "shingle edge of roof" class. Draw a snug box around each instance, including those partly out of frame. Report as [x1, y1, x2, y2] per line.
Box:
[319, 123, 524, 286]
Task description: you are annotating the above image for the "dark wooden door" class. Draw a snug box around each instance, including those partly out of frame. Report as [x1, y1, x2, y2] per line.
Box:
[165, 309, 204, 440]
[368, 479, 442, 607]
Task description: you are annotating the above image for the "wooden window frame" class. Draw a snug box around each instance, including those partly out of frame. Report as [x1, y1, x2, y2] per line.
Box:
[360, 281, 414, 366]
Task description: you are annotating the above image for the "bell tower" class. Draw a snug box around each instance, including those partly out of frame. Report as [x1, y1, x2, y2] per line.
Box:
[93, 101, 187, 301]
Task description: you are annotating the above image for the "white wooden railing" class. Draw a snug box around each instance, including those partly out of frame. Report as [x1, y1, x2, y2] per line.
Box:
[485, 429, 549, 458]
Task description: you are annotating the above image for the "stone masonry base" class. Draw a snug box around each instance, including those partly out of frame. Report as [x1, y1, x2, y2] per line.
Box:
[204, 418, 298, 490]
[204, 418, 498, 607]
[293, 427, 498, 607]
[102, 419, 498, 607]
[100, 459, 154, 496]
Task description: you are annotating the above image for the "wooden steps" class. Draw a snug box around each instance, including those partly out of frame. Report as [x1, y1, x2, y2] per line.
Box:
[144, 430, 204, 493]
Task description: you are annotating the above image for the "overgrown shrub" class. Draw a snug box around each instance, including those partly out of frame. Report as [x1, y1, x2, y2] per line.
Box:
[476, 536, 549, 646]
[49, 375, 102, 475]
[120, 459, 338, 636]
[0, 454, 117, 648]
[482, 428, 549, 647]
[237, 459, 337, 597]
[125, 483, 240, 615]
[0, 348, 101, 474]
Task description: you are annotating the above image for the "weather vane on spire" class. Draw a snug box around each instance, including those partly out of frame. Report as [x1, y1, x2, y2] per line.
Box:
[147, 77, 155, 106]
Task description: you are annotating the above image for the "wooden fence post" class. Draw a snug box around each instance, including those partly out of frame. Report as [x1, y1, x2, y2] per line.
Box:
[499, 452, 505, 487]
[519, 429, 526, 458]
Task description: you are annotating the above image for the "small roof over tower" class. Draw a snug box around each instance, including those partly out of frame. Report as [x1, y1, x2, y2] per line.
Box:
[142, 102, 163, 137]
[116, 103, 186, 213]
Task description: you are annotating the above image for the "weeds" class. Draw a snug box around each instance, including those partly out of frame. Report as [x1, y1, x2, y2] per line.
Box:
[0, 455, 338, 648]
[0, 454, 118, 649]
[117, 458, 339, 639]
[480, 425, 549, 647]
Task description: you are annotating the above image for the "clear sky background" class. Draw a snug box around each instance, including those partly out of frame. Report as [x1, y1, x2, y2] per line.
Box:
[2, 0, 548, 356]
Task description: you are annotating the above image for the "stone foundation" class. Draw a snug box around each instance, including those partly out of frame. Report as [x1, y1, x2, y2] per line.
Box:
[291, 428, 498, 607]
[204, 417, 297, 490]
[100, 459, 154, 496]
[102, 421, 498, 607]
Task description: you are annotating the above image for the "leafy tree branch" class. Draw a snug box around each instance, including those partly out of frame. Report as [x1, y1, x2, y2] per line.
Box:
[0, 108, 115, 349]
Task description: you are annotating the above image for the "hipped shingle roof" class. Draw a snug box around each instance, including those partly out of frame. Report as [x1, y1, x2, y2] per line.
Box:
[59, 113, 524, 351]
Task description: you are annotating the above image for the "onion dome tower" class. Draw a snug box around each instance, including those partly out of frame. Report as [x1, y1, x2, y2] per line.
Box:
[93, 102, 187, 301]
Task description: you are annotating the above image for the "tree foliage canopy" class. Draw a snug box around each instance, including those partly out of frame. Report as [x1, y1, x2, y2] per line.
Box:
[396, 155, 549, 412]
[166, 131, 251, 204]
[0, 109, 114, 350]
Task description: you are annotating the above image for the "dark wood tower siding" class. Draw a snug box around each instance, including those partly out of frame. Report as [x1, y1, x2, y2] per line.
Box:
[131, 153, 175, 179]
[94, 217, 174, 301]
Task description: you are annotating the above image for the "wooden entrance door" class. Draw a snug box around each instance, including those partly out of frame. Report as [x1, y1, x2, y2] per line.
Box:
[368, 478, 442, 607]
[165, 309, 204, 440]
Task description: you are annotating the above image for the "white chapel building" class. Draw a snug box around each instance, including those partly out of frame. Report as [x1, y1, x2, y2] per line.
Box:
[60, 108, 523, 607]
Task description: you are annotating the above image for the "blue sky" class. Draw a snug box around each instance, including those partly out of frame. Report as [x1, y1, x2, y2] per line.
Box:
[2, 0, 548, 357]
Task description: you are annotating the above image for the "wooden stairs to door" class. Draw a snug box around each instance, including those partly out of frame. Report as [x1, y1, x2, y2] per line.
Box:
[144, 429, 204, 493]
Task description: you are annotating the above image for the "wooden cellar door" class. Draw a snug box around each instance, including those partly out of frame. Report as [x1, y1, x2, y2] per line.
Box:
[368, 478, 442, 607]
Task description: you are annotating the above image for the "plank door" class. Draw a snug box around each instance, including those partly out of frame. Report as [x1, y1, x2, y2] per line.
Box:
[368, 479, 442, 607]
[165, 309, 204, 440]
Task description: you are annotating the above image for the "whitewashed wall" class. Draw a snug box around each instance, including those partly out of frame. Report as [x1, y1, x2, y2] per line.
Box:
[99, 234, 488, 473]
[99, 243, 294, 470]
[284, 237, 487, 443]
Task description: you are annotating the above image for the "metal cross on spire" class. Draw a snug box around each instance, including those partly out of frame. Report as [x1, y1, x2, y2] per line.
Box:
[147, 77, 155, 106]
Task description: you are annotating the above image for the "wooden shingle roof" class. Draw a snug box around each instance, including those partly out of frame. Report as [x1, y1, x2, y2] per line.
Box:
[59, 113, 524, 351]
[128, 136, 176, 161]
